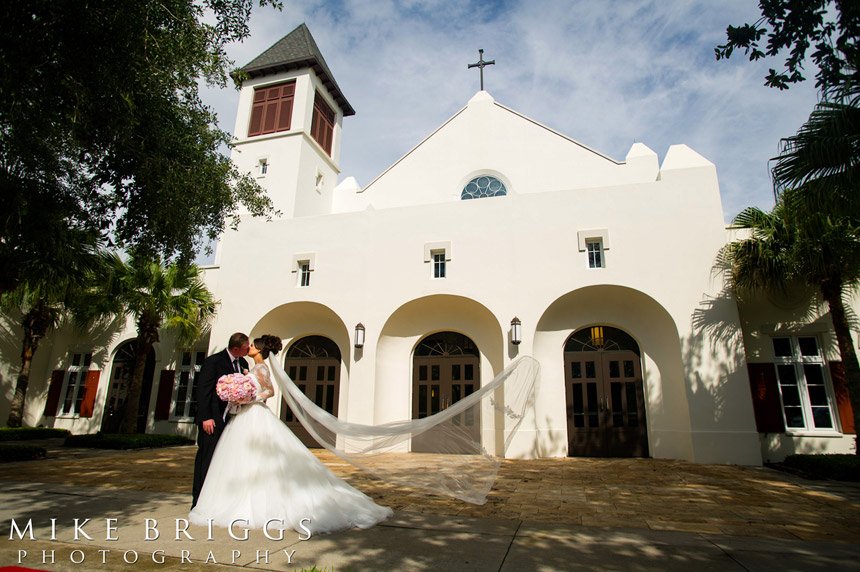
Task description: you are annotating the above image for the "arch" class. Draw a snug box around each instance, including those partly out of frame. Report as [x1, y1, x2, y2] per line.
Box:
[102, 339, 156, 433]
[414, 331, 480, 357]
[531, 285, 693, 461]
[286, 335, 342, 360]
[283, 334, 343, 447]
[564, 325, 641, 355]
[461, 175, 508, 200]
[563, 324, 648, 458]
[374, 295, 504, 435]
[250, 302, 351, 429]
[411, 331, 482, 453]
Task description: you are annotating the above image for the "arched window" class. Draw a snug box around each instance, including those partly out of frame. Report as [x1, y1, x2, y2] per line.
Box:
[461, 175, 507, 200]
[564, 326, 640, 356]
[286, 335, 341, 360]
[414, 331, 479, 357]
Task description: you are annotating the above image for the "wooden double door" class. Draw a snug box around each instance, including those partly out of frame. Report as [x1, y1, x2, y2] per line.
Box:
[565, 350, 648, 457]
[281, 357, 340, 448]
[411, 355, 480, 453]
[102, 342, 155, 434]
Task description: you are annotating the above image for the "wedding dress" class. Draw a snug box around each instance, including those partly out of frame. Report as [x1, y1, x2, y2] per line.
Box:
[189, 363, 393, 533]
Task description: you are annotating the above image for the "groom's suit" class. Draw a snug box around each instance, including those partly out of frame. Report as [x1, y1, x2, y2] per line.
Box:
[192, 348, 249, 508]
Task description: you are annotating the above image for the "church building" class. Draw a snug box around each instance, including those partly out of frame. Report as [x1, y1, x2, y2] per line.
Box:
[2, 24, 855, 464]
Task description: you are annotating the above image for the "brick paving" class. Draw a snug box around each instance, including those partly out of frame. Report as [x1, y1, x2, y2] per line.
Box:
[4, 441, 859, 545]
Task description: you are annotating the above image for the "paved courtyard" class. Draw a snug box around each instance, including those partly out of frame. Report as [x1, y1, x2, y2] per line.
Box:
[3, 441, 859, 544]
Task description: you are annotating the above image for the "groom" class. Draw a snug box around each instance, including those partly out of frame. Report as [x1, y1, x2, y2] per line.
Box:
[192, 332, 250, 508]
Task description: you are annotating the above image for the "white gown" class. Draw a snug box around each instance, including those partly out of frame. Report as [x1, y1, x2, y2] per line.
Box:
[189, 363, 393, 533]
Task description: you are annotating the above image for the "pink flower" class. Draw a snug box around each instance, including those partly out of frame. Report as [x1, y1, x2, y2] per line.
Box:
[216, 373, 257, 404]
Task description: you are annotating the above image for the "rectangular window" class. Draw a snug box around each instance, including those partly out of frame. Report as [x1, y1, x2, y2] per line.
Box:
[248, 81, 296, 137]
[258, 158, 269, 176]
[586, 239, 604, 268]
[299, 261, 311, 287]
[311, 93, 335, 155]
[432, 251, 446, 279]
[772, 336, 836, 431]
[59, 352, 92, 416]
[173, 351, 206, 419]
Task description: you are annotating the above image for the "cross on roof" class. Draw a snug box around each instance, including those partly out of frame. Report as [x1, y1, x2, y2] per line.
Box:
[467, 49, 495, 91]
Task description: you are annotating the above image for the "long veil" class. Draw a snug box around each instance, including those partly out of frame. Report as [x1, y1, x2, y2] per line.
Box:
[267, 355, 540, 505]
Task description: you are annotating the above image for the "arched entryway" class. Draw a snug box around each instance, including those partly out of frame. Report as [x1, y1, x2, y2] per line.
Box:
[412, 331, 480, 453]
[281, 335, 341, 448]
[102, 340, 155, 433]
[564, 325, 648, 457]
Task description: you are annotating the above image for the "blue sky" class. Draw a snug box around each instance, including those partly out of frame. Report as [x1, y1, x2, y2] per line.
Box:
[201, 0, 821, 222]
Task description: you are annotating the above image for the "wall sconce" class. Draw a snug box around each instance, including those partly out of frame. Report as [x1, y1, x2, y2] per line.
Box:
[354, 323, 365, 349]
[511, 317, 522, 345]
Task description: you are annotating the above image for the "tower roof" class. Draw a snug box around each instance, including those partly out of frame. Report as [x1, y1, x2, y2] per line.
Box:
[236, 23, 355, 116]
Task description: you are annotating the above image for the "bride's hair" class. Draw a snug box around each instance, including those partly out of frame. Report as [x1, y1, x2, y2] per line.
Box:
[254, 335, 283, 359]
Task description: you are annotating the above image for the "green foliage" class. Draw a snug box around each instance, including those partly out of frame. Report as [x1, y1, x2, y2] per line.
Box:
[723, 192, 860, 300]
[0, 0, 280, 296]
[0, 427, 71, 441]
[0, 230, 106, 427]
[772, 90, 860, 219]
[779, 454, 860, 481]
[84, 252, 218, 433]
[95, 252, 219, 346]
[64, 433, 194, 449]
[715, 0, 859, 94]
[0, 443, 47, 462]
[723, 92, 860, 452]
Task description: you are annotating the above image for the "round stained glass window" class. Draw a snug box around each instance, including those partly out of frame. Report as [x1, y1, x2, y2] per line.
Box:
[461, 176, 507, 200]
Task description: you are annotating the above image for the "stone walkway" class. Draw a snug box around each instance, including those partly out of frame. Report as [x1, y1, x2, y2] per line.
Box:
[4, 441, 859, 544]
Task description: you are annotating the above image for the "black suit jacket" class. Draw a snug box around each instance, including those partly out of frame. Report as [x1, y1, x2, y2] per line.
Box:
[195, 349, 249, 427]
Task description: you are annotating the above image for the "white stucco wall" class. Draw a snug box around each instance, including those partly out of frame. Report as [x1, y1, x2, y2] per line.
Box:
[230, 69, 343, 219]
[201, 119, 762, 464]
[736, 289, 858, 461]
[337, 92, 662, 212]
[9, 76, 853, 468]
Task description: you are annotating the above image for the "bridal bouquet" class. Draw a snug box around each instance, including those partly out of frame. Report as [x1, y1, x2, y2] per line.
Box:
[216, 373, 257, 405]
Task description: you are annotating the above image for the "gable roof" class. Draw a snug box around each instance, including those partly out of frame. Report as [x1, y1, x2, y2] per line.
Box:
[235, 23, 355, 116]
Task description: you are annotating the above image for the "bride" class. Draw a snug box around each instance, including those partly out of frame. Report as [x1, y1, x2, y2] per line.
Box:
[189, 335, 393, 534]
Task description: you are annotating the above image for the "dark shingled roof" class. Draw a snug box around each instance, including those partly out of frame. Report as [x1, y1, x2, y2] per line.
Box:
[235, 23, 355, 116]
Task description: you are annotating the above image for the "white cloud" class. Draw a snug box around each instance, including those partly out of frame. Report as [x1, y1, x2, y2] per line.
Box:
[203, 0, 820, 222]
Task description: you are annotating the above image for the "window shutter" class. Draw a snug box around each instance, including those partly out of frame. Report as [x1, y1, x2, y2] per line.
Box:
[154, 370, 176, 421]
[79, 371, 101, 418]
[311, 94, 335, 155]
[43, 370, 66, 417]
[248, 103, 264, 136]
[747, 363, 786, 433]
[248, 81, 295, 137]
[262, 100, 278, 133]
[829, 361, 855, 434]
[276, 99, 293, 131]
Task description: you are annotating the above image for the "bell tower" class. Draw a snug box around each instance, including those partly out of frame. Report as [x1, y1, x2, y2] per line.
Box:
[230, 23, 354, 219]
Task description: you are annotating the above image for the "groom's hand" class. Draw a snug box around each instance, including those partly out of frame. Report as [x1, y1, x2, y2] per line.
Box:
[202, 419, 215, 435]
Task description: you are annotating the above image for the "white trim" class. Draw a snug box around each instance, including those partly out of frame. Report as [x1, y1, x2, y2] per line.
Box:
[291, 253, 316, 271]
[169, 349, 206, 421]
[423, 242, 452, 262]
[256, 156, 270, 178]
[577, 229, 610, 251]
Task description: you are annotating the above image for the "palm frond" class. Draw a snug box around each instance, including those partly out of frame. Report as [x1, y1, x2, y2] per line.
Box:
[771, 96, 860, 216]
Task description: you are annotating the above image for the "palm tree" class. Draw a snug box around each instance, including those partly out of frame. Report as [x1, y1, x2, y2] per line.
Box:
[772, 85, 859, 217]
[722, 191, 860, 452]
[769, 85, 860, 451]
[2, 229, 103, 427]
[99, 253, 217, 434]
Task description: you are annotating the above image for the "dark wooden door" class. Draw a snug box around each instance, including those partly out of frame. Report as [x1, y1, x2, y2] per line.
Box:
[412, 355, 480, 453]
[282, 357, 340, 448]
[565, 350, 647, 457]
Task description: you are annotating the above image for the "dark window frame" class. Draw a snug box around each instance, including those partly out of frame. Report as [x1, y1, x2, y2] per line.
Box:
[248, 81, 296, 137]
